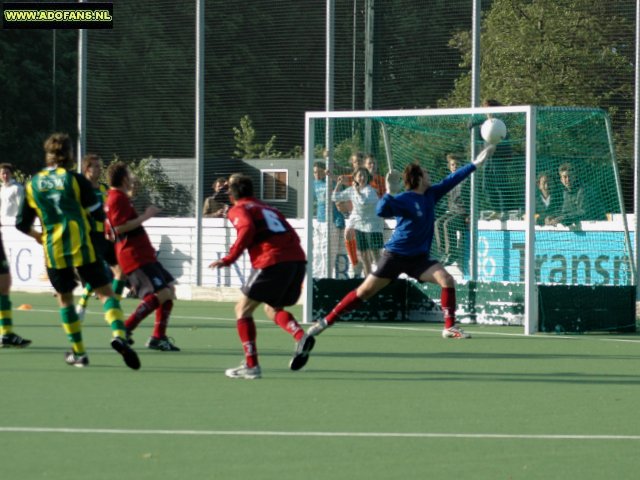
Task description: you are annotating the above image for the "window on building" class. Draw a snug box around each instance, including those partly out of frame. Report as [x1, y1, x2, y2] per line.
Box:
[261, 170, 288, 202]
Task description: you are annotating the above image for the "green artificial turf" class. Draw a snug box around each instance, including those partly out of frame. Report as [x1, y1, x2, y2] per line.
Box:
[2, 292, 640, 479]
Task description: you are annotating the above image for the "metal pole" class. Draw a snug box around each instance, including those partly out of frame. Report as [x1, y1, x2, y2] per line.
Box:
[304, 118, 316, 324]
[364, 0, 374, 151]
[467, 0, 481, 321]
[77, 29, 86, 168]
[352, 0, 357, 113]
[524, 107, 537, 335]
[77, 1, 87, 169]
[322, 0, 336, 280]
[195, 0, 205, 286]
[634, 0, 640, 303]
[605, 115, 636, 284]
[52, 30, 57, 131]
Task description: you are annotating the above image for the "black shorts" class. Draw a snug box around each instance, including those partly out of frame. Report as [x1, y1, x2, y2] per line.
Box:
[0, 235, 8, 275]
[48, 262, 111, 294]
[91, 234, 117, 267]
[126, 262, 175, 298]
[373, 250, 439, 281]
[355, 230, 383, 251]
[241, 261, 306, 308]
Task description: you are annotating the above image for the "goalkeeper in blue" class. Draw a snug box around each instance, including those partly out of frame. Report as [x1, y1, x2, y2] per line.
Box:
[300, 144, 496, 360]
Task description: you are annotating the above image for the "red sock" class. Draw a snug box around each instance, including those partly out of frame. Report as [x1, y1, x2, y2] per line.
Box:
[152, 300, 173, 339]
[441, 287, 456, 329]
[237, 317, 258, 368]
[273, 310, 304, 341]
[326, 289, 362, 325]
[125, 293, 160, 331]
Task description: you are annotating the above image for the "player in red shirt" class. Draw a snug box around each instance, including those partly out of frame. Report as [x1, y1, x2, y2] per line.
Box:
[209, 174, 314, 379]
[105, 161, 180, 352]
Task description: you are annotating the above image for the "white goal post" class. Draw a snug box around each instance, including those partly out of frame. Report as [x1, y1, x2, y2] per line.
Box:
[303, 106, 636, 335]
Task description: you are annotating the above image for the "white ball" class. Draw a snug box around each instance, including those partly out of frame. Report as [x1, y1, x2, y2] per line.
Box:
[480, 118, 507, 145]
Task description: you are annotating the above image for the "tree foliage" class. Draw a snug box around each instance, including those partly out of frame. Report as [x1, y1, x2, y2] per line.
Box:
[233, 115, 282, 159]
[442, 0, 634, 113]
[441, 0, 635, 206]
[127, 156, 193, 217]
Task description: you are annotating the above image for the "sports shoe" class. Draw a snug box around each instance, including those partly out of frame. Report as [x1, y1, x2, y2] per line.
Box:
[307, 319, 329, 337]
[110, 337, 141, 370]
[225, 362, 262, 380]
[125, 329, 134, 345]
[442, 325, 471, 339]
[75, 304, 86, 321]
[146, 336, 180, 352]
[64, 351, 89, 368]
[289, 333, 315, 371]
[0, 333, 32, 348]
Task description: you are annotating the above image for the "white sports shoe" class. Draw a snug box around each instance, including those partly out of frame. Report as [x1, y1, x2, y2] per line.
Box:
[225, 362, 262, 380]
[75, 304, 86, 321]
[307, 319, 329, 337]
[442, 325, 471, 339]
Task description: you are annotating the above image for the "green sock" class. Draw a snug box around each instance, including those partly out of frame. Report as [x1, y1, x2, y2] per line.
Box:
[0, 295, 12, 335]
[60, 306, 85, 355]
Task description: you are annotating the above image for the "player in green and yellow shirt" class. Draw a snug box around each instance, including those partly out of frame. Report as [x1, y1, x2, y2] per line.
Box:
[16, 132, 140, 369]
[75, 154, 126, 319]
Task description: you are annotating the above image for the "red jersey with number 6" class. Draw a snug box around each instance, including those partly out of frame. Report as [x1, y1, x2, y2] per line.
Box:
[222, 197, 305, 269]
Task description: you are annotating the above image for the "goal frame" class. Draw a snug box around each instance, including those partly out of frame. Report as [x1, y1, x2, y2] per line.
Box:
[303, 106, 634, 335]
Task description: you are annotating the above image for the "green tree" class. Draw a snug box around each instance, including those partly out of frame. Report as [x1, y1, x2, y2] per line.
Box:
[442, 0, 633, 111]
[127, 156, 193, 217]
[233, 115, 283, 159]
[441, 0, 635, 207]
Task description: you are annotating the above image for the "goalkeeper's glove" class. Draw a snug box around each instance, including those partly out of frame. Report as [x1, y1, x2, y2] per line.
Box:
[472, 144, 496, 168]
[385, 170, 403, 195]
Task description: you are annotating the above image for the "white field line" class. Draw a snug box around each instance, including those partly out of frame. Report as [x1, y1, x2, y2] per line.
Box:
[0, 426, 639, 441]
[18, 307, 640, 343]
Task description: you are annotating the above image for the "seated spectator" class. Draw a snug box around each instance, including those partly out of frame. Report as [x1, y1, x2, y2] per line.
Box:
[536, 172, 562, 225]
[547, 162, 606, 226]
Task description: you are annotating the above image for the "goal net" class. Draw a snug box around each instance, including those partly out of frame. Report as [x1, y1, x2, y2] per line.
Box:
[303, 106, 636, 334]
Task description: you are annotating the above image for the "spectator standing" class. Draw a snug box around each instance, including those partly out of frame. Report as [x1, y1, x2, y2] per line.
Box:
[332, 167, 384, 277]
[434, 154, 468, 265]
[0, 163, 25, 226]
[203, 178, 231, 218]
[312, 161, 346, 278]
